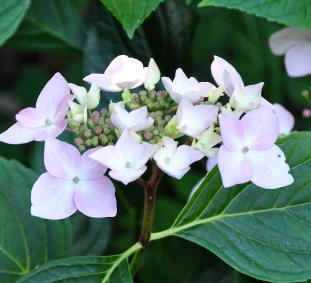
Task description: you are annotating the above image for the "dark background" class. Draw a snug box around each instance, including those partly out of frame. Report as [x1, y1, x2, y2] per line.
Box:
[0, 0, 309, 282]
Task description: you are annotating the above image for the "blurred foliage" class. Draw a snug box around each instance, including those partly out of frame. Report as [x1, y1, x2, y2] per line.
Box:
[0, 0, 310, 282]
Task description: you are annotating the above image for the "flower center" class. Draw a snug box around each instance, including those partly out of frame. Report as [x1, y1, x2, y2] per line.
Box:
[72, 176, 80, 184]
[242, 146, 249, 154]
[125, 162, 132, 168]
[45, 118, 53, 126]
[164, 157, 171, 164]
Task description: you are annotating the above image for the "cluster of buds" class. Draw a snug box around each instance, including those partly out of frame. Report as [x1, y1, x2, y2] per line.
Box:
[0, 54, 296, 220]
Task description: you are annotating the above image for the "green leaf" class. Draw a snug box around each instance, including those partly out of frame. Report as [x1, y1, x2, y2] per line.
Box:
[199, 0, 311, 29]
[17, 244, 141, 283]
[7, 0, 85, 51]
[71, 213, 111, 256]
[0, 0, 30, 46]
[0, 158, 72, 282]
[100, 0, 162, 38]
[151, 132, 311, 282]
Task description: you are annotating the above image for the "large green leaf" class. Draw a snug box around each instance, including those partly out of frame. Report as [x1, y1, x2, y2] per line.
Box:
[0, 0, 30, 46]
[6, 0, 85, 50]
[151, 132, 311, 282]
[100, 0, 162, 38]
[199, 0, 311, 29]
[0, 158, 72, 282]
[17, 244, 141, 283]
[71, 214, 111, 256]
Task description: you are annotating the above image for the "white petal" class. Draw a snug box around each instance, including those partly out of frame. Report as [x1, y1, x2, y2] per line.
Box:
[75, 177, 117, 218]
[269, 27, 311, 55]
[284, 44, 311, 77]
[44, 139, 81, 179]
[31, 173, 76, 220]
[217, 145, 253, 188]
[274, 103, 295, 135]
[211, 56, 244, 96]
[109, 167, 147, 185]
[249, 145, 294, 189]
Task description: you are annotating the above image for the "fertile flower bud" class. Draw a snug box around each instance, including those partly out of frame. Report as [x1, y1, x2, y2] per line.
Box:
[68, 100, 87, 125]
[192, 125, 222, 157]
[144, 58, 160, 91]
[122, 88, 132, 103]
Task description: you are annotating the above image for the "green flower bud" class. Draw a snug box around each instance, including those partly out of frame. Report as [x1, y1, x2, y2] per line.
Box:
[91, 136, 99, 146]
[122, 88, 132, 103]
[164, 115, 182, 139]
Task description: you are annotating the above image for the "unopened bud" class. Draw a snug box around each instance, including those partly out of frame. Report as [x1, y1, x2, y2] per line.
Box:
[94, 126, 103, 134]
[144, 58, 160, 91]
[122, 88, 132, 103]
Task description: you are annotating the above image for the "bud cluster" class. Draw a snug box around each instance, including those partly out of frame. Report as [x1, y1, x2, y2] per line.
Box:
[123, 89, 176, 112]
[71, 109, 115, 151]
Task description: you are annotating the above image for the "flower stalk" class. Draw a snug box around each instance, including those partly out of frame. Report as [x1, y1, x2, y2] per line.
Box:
[130, 161, 163, 275]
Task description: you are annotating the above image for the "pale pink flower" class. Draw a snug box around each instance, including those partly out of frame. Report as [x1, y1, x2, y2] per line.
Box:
[176, 98, 218, 137]
[217, 108, 293, 189]
[0, 73, 71, 144]
[274, 103, 295, 135]
[302, 109, 311, 118]
[153, 137, 204, 179]
[162, 68, 214, 103]
[269, 28, 311, 77]
[110, 105, 154, 132]
[89, 130, 158, 185]
[211, 56, 264, 111]
[31, 139, 116, 219]
[83, 55, 147, 92]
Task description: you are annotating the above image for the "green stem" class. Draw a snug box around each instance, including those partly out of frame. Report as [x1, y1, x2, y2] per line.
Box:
[130, 162, 162, 275]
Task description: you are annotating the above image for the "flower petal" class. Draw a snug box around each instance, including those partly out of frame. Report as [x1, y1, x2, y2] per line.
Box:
[15, 107, 46, 128]
[218, 114, 243, 150]
[74, 177, 117, 218]
[249, 145, 294, 189]
[177, 98, 218, 137]
[274, 103, 295, 135]
[0, 122, 42, 144]
[217, 145, 252, 188]
[241, 108, 279, 150]
[44, 139, 81, 179]
[80, 148, 107, 180]
[285, 44, 311, 77]
[89, 146, 123, 172]
[83, 74, 122, 92]
[109, 166, 147, 185]
[36, 73, 71, 114]
[211, 56, 244, 96]
[31, 173, 76, 220]
[269, 27, 311, 55]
